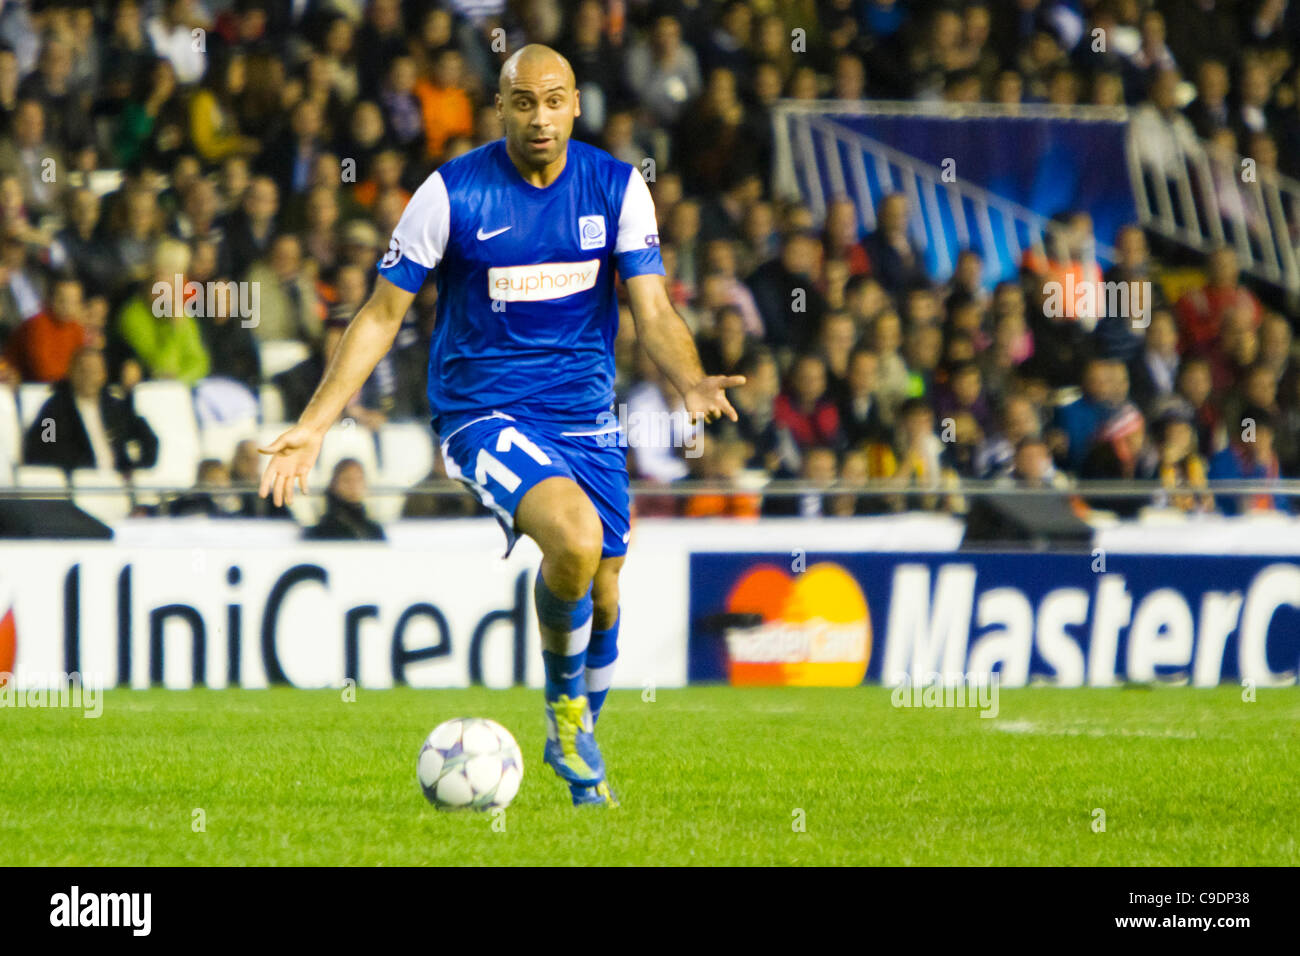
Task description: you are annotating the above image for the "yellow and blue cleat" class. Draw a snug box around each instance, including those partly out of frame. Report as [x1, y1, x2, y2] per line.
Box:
[543, 694, 605, 787]
[569, 780, 619, 807]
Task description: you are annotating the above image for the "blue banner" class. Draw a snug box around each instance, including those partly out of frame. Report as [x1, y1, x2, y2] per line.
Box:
[688, 552, 1300, 687]
[809, 112, 1138, 283]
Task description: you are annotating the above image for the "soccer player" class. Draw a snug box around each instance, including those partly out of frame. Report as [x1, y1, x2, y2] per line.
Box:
[258, 45, 743, 806]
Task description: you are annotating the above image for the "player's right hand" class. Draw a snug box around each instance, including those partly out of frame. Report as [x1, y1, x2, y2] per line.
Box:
[258, 425, 325, 507]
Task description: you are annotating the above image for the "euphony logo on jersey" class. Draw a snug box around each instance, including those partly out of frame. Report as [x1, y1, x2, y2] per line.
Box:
[487, 260, 601, 301]
[721, 562, 872, 687]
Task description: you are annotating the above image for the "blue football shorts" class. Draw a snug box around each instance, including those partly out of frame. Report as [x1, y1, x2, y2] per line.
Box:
[438, 411, 630, 559]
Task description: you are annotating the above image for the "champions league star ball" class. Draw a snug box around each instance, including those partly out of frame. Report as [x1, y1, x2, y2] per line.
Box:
[418, 718, 524, 810]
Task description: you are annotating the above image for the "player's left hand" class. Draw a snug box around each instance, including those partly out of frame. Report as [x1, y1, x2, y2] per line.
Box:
[683, 375, 746, 425]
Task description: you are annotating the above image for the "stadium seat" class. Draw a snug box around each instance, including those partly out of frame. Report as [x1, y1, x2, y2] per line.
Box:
[200, 420, 259, 464]
[14, 465, 67, 491]
[131, 381, 200, 488]
[259, 383, 286, 424]
[17, 383, 52, 429]
[0, 386, 21, 472]
[259, 340, 311, 379]
[377, 423, 435, 488]
[312, 423, 380, 485]
[70, 469, 133, 523]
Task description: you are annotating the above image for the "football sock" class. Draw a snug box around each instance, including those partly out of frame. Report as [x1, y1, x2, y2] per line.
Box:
[535, 573, 593, 704]
[585, 610, 620, 724]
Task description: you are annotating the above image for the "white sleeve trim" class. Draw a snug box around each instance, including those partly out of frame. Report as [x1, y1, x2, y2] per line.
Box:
[390, 170, 450, 269]
[614, 166, 659, 254]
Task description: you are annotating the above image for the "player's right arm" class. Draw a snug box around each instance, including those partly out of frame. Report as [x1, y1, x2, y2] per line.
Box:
[259, 170, 450, 507]
[258, 277, 415, 506]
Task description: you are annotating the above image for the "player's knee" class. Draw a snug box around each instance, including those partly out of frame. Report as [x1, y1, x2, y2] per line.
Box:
[546, 509, 603, 592]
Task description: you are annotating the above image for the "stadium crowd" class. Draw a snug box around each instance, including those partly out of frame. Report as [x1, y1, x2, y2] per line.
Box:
[0, 0, 1299, 532]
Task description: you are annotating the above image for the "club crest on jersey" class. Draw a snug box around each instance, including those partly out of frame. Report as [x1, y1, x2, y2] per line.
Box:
[579, 215, 606, 250]
[380, 236, 402, 268]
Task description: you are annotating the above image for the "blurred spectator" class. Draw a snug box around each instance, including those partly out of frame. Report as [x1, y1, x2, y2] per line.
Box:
[1119, 307, 1177, 410]
[728, 347, 797, 474]
[934, 361, 993, 435]
[245, 234, 323, 345]
[48, 189, 119, 294]
[147, 0, 210, 85]
[1081, 404, 1158, 517]
[0, 99, 64, 216]
[231, 439, 290, 518]
[169, 458, 241, 517]
[997, 435, 1067, 489]
[117, 240, 210, 385]
[1208, 407, 1288, 515]
[1153, 407, 1211, 513]
[837, 347, 888, 451]
[623, 345, 693, 483]
[305, 458, 386, 540]
[861, 193, 927, 295]
[695, 305, 750, 379]
[22, 346, 158, 475]
[773, 353, 843, 452]
[1176, 248, 1262, 356]
[746, 228, 826, 351]
[5, 275, 88, 382]
[221, 175, 280, 278]
[415, 48, 474, 163]
[189, 51, 260, 164]
[763, 445, 838, 518]
[683, 437, 761, 519]
[625, 14, 701, 127]
[1051, 358, 1124, 471]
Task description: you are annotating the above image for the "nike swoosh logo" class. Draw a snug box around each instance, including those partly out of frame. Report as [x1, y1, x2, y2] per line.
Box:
[477, 225, 511, 240]
[622, 531, 631, 543]
[560, 667, 584, 680]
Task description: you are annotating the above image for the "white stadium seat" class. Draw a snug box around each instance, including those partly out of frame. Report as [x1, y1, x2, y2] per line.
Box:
[130, 381, 200, 488]
[199, 421, 259, 464]
[312, 422, 380, 485]
[70, 469, 133, 522]
[14, 465, 67, 491]
[259, 340, 311, 379]
[377, 423, 435, 488]
[17, 383, 51, 429]
[259, 383, 286, 425]
[0, 386, 21, 474]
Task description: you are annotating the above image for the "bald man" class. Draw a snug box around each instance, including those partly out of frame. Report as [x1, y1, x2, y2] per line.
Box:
[259, 45, 742, 807]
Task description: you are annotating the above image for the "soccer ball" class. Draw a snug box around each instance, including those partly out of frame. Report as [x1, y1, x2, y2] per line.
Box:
[417, 717, 523, 811]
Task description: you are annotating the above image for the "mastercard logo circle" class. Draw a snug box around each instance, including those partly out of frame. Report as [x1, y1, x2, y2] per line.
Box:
[723, 562, 871, 686]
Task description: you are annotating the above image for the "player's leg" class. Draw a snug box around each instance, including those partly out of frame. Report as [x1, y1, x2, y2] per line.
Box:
[548, 432, 630, 806]
[514, 476, 606, 787]
[564, 553, 623, 806]
[586, 554, 624, 725]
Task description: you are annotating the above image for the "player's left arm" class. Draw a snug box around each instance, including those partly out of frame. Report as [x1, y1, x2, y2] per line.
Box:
[625, 274, 744, 424]
[614, 167, 743, 424]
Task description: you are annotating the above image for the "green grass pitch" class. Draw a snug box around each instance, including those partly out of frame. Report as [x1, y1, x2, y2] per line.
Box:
[2, 685, 1297, 866]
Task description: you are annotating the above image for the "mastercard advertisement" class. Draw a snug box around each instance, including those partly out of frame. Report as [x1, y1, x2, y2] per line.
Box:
[695, 560, 871, 687]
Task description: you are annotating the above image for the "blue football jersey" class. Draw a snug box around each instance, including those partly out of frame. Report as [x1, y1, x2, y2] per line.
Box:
[376, 139, 664, 431]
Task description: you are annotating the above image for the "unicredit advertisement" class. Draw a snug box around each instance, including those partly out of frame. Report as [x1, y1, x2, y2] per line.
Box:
[688, 553, 1300, 687]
